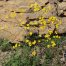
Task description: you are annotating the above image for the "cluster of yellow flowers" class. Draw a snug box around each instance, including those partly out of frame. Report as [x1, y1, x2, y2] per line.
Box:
[30, 2, 41, 12]
[44, 30, 53, 39]
[53, 35, 60, 39]
[39, 17, 47, 26]
[24, 15, 62, 47]
[45, 34, 50, 38]
[47, 40, 56, 48]
[51, 40, 56, 47]
[46, 30, 61, 48]
[48, 16, 62, 29]
[13, 43, 21, 49]
[0, 2, 62, 49]
[39, 17, 47, 30]
[25, 39, 37, 46]
[55, 20, 62, 29]
[48, 16, 57, 23]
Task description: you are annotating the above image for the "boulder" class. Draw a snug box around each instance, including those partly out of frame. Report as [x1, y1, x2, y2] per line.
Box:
[0, 0, 66, 43]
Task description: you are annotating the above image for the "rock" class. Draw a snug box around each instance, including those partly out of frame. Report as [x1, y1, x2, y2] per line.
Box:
[0, 0, 66, 43]
[60, 57, 65, 63]
[27, 3, 56, 19]
[63, 0, 66, 2]
[64, 11, 66, 16]
[57, 10, 63, 16]
[49, 0, 58, 4]
[36, 0, 49, 6]
[56, 17, 66, 34]
[58, 2, 66, 10]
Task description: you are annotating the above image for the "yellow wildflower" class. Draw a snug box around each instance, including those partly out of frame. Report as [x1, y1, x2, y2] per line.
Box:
[45, 34, 50, 38]
[53, 36, 56, 38]
[29, 32, 33, 36]
[51, 40, 55, 44]
[13, 46, 15, 49]
[51, 40, 56, 47]
[40, 26, 44, 29]
[32, 40, 36, 45]
[29, 21, 33, 25]
[48, 16, 57, 23]
[48, 38, 51, 40]
[47, 45, 51, 48]
[30, 2, 40, 12]
[27, 24, 30, 27]
[34, 7, 40, 12]
[52, 43, 56, 47]
[55, 35, 61, 39]
[25, 39, 29, 43]
[34, 21, 38, 25]
[14, 43, 18, 48]
[42, 8, 48, 14]
[55, 24, 59, 28]
[28, 41, 32, 46]
[34, 3, 40, 12]
[43, 21, 46, 25]
[39, 16, 44, 20]
[10, 12, 16, 18]
[48, 30, 53, 35]
[32, 50, 36, 56]
[40, 26, 45, 30]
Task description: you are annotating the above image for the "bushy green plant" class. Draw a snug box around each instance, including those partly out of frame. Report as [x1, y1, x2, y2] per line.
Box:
[0, 39, 11, 51]
[4, 45, 40, 66]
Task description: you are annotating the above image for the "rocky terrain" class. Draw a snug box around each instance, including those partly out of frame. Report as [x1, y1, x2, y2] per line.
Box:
[0, 0, 66, 42]
[0, 0, 66, 66]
